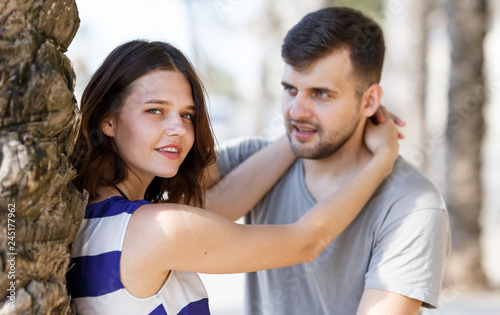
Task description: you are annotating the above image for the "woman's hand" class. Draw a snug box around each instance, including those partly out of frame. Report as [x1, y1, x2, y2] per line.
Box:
[370, 106, 406, 139]
[364, 106, 400, 173]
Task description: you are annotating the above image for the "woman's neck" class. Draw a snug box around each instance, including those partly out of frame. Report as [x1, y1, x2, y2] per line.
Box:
[115, 177, 150, 201]
[91, 175, 152, 204]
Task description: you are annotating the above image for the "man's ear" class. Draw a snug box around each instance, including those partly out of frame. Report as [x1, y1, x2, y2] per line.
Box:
[361, 84, 383, 117]
[101, 116, 116, 137]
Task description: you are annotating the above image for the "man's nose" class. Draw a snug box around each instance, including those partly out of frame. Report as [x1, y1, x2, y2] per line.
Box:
[289, 93, 313, 120]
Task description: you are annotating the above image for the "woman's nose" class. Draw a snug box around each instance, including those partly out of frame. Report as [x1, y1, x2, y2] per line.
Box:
[164, 113, 187, 137]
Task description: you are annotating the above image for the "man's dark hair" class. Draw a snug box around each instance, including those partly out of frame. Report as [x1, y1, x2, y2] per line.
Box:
[282, 7, 385, 92]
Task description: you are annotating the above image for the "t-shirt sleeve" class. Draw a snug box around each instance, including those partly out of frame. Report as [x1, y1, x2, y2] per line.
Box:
[364, 207, 451, 309]
[216, 137, 271, 178]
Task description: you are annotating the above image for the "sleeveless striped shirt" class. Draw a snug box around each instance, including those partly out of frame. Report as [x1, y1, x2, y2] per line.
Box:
[67, 196, 210, 314]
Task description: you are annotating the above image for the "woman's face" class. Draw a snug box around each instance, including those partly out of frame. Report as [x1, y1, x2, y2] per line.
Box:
[102, 70, 196, 183]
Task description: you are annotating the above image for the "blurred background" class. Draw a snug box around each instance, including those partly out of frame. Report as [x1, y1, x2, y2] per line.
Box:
[66, 0, 500, 314]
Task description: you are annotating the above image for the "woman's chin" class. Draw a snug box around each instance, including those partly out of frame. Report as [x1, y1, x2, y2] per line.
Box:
[156, 170, 179, 179]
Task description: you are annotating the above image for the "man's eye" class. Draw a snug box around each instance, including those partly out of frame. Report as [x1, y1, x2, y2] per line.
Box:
[314, 90, 330, 99]
[284, 86, 297, 95]
[147, 109, 163, 115]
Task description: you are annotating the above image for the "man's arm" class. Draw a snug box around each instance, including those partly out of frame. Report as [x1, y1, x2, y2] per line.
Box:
[357, 289, 422, 315]
[203, 135, 296, 221]
[202, 137, 271, 192]
[202, 162, 221, 191]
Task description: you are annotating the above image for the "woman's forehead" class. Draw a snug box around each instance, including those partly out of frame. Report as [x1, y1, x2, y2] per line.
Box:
[125, 70, 194, 107]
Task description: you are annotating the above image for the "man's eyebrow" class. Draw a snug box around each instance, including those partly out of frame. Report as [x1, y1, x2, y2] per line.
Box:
[312, 87, 337, 95]
[281, 81, 337, 93]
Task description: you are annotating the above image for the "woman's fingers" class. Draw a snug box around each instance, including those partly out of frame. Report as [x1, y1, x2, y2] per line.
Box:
[372, 106, 405, 139]
[372, 106, 406, 126]
[372, 108, 386, 124]
[390, 113, 406, 127]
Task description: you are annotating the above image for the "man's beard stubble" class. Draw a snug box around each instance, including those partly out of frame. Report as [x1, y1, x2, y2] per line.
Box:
[286, 114, 361, 160]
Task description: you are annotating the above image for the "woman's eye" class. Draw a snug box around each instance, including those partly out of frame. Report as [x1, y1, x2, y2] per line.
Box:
[147, 109, 162, 115]
[181, 113, 195, 121]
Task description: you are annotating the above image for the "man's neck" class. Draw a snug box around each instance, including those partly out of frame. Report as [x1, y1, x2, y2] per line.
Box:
[302, 130, 372, 202]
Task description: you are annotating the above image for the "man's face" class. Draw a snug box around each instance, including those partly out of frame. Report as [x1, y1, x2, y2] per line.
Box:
[281, 49, 363, 159]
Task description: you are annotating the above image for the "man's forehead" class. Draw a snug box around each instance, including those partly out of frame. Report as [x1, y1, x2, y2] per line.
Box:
[285, 48, 351, 71]
[282, 50, 354, 88]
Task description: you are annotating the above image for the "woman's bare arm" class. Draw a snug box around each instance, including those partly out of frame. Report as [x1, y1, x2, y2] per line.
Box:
[124, 147, 395, 277]
[124, 112, 399, 273]
[202, 108, 405, 222]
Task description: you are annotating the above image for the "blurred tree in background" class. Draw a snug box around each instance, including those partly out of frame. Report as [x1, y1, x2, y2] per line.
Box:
[381, 0, 430, 171]
[444, 0, 488, 289]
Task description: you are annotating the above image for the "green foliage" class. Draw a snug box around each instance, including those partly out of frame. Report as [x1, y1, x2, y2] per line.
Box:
[326, 0, 385, 22]
[330, 0, 384, 13]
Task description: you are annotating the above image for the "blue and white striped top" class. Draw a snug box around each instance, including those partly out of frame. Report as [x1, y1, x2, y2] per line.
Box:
[67, 196, 210, 315]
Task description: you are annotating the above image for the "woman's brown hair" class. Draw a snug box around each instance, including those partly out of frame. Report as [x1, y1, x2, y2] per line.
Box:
[70, 40, 216, 207]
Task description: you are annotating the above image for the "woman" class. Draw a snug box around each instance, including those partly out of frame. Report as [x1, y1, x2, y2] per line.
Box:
[67, 40, 400, 314]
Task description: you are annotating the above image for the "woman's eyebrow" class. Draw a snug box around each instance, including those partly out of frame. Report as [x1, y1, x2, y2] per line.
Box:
[145, 99, 171, 105]
[145, 99, 195, 111]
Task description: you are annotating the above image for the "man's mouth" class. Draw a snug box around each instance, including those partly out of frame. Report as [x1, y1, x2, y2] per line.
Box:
[295, 126, 316, 133]
[291, 121, 318, 140]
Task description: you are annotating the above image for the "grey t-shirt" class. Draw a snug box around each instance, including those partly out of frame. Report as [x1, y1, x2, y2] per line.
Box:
[217, 138, 450, 315]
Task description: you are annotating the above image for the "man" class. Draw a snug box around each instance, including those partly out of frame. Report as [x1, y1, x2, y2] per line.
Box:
[209, 7, 450, 315]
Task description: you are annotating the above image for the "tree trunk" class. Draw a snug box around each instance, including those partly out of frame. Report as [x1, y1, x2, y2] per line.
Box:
[381, 0, 429, 170]
[444, 0, 488, 289]
[0, 0, 86, 314]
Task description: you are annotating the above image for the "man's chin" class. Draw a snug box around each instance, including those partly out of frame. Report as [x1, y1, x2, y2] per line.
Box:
[290, 143, 320, 159]
[290, 141, 343, 160]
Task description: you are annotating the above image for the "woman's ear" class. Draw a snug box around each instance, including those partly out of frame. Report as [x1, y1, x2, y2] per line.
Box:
[101, 116, 116, 137]
[361, 84, 383, 117]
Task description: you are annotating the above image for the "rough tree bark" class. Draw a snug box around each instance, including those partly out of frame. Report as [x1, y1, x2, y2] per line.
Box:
[444, 0, 488, 288]
[0, 0, 86, 314]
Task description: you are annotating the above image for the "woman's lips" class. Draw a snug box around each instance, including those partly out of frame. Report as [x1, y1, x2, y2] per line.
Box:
[155, 144, 182, 159]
